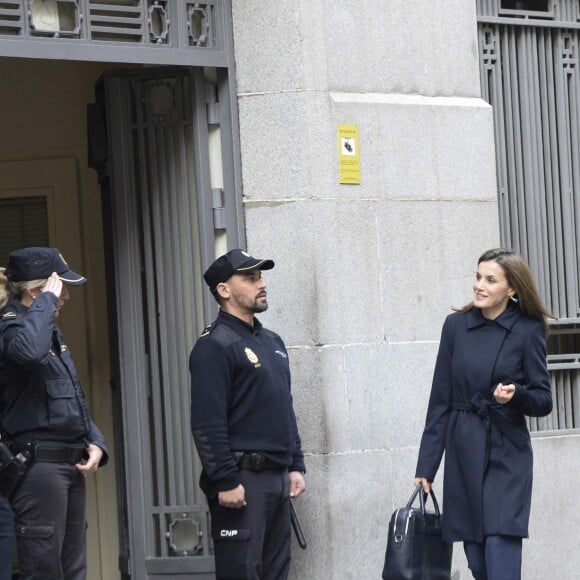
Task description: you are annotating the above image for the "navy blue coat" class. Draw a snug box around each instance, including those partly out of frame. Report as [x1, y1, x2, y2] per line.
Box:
[415, 303, 552, 542]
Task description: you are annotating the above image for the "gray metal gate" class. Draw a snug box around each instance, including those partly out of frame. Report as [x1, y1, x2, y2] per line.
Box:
[91, 66, 241, 578]
[477, 0, 580, 430]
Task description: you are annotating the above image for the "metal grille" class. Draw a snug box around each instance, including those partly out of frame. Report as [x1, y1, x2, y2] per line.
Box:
[477, 0, 580, 430]
[131, 72, 210, 561]
[101, 67, 219, 577]
[0, 1, 23, 35]
[0, 1, 219, 47]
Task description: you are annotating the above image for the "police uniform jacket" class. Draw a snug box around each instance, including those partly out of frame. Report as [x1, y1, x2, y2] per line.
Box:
[0, 293, 108, 460]
[190, 310, 304, 496]
[415, 303, 552, 543]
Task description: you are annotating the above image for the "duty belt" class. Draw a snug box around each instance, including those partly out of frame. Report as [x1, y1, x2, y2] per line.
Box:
[12, 444, 85, 464]
[232, 452, 284, 472]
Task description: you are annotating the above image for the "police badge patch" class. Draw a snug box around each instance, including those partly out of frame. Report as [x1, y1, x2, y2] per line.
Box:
[245, 347, 261, 368]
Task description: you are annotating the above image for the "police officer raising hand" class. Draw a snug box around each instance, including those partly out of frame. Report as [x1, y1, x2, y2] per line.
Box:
[0, 247, 108, 580]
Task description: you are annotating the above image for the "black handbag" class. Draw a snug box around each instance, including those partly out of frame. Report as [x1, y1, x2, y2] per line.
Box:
[382, 486, 452, 580]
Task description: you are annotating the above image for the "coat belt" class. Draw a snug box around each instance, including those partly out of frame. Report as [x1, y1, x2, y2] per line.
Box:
[452, 394, 528, 451]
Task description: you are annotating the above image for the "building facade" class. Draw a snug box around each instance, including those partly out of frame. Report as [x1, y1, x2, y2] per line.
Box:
[0, 1, 578, 578]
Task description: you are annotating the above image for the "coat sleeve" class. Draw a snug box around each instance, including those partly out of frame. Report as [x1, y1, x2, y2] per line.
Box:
[508, 321, 552, 417]
[415, 315, 454, 481]
[288, 390, 305, 473]
[1, 294, 58, 366]
[87, 418, 109, 466]
[189, 337, 240, 492]
[275, 339, 305, 473]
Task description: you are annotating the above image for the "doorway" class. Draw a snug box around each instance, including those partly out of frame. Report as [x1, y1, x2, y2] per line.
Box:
[92, 67, 215, 579]
[0, 54, 242, 579]
[0, 58, 121, 579]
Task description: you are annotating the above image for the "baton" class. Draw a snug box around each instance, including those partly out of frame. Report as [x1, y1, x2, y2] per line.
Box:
[290, 501, 307, 549]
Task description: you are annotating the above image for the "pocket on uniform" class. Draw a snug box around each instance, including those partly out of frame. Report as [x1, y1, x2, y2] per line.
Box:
[211, 527, 251, 542]
[211, 527, 252, 578]
[16, 523, 54, 539]
[45, 378, 75, 426]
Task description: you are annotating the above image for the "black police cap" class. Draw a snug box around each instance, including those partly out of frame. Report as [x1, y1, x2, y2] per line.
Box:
[204, 249, 274, 291]
[6, 247, 87, 285]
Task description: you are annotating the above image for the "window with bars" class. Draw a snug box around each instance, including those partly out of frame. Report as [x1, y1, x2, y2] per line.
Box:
[0, 196, 49, 266]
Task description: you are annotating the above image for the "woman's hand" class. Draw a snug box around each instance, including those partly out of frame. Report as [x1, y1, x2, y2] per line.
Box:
[75, 444, 104, 475]
[42, 272, 63, 298]
[494, 382, 515, 405]
[414, 477, 431, 493]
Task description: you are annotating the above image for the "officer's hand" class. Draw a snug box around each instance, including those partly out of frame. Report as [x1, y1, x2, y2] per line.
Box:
[42, 272, 63, 298]
[218, 484, 246, 509]
[289, 471, 306, 499]
[76, 444, 104, 476]
[414, 477, 431, 493]
[494, 382, 515, 405]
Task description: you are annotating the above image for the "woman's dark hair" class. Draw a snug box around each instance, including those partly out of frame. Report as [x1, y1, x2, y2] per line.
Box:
[455, 248, 556, 334]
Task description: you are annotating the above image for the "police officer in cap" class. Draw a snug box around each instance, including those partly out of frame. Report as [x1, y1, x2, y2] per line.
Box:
[190, 249, 306, 580]
[0, 247, 108, 580]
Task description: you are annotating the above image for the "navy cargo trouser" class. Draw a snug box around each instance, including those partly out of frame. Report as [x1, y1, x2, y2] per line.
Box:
[0, 495, 13, 580]
[209, 469, 291, 580]
[11, 462, 87, 580]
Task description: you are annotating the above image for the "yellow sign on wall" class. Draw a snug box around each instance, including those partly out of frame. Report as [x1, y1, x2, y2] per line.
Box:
[337, 124, 360, 184]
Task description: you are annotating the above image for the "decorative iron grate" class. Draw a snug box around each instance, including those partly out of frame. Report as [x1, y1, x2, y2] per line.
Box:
[478, 0, 580, 24]
[0, 1, 23, 35]
[0, 0, 218, 48]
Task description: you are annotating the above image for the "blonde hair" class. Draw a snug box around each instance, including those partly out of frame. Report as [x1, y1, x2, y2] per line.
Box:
[0, 267, 47, 310]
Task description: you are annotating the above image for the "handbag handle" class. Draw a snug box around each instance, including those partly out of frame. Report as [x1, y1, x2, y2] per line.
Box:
[407, 485, 441, 517]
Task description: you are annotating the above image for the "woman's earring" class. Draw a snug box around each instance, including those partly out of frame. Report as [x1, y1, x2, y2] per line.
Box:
[509, 294, 519, 304]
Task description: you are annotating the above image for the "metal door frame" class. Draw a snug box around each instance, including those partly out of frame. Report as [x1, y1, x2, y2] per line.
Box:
[97, 64, 243, 578]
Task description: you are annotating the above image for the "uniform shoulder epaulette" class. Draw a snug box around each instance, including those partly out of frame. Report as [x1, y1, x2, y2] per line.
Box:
[0, 310, 20, 329]
[199, 323, 215, 338]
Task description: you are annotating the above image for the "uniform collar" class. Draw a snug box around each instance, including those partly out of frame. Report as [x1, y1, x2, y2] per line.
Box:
[466, 302, 521, 331]
[218, 309, 263, 334]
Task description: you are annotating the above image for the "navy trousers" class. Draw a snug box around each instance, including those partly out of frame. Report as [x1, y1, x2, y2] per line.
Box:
[0, 495, 13, 580]
[464, 535, 522, 580]
[11, 462, 87, 580]
[209, 469, 290, 580]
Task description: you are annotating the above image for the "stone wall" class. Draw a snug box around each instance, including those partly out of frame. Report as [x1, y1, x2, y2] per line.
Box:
[232, 2, 501, 577]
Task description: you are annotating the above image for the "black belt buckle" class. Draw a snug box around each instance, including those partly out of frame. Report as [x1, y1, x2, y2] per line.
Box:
[233, 452, 269, 471]
[249, 453, 265, 471]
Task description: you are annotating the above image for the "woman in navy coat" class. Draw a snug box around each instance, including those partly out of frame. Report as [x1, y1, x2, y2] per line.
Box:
[415, 248, 553, 580]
